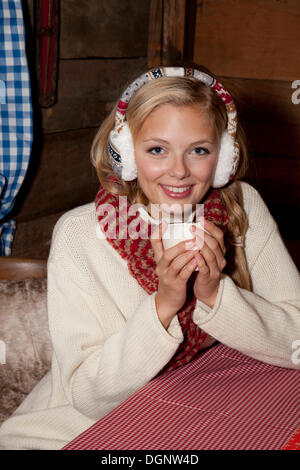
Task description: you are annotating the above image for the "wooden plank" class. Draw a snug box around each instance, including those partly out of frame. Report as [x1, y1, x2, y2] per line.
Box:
[41, 58, 147, 133]
[147, 0, 163, 67]
[219, 77, 300, 159]
[0, 257, 47, 279]
[183, 0, 198, 62]
[162, 0, 187, 64]
[11, 128, 100, 222]
[24, 0, 34, 32]
[60, 0, 151, 59]
[11, 210, 67, 260]
[194, 0, 300, 80]
[147, 0, 187, 67]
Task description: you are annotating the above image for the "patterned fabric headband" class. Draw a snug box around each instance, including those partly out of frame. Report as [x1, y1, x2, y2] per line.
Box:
[108, 66, 240, 188]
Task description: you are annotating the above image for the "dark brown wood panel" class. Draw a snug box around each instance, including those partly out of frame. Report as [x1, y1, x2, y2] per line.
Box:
[60, 0, 151, 59]
[221, 78, 300, 128]
[194, 0, 300, 80]
[245, 154, 300, 207]
[12, 129, 99, 223]
[162, 0, 187, 64]
[243, 122, 300, 160]
[12, 210, 67, 260]
[220, 77, 300, 159]
[25, 0, 34, 31]
[147, 0, 163, 66]
[147, 0, 187, 67]
[41, 58, 147, 133]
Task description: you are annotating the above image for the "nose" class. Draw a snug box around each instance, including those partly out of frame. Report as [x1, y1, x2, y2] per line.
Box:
[168, 153, 190, 179]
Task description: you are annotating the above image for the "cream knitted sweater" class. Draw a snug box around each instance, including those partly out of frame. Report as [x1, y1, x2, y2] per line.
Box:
[0, 182, 299, 450]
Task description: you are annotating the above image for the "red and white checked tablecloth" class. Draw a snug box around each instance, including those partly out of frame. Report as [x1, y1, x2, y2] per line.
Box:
[62, 343, 300, 450]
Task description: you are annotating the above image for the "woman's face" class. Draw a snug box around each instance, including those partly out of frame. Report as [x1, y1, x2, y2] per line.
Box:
[134, 103, 220, 215]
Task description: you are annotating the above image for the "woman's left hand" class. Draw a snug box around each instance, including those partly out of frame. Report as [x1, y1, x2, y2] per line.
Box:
[190, 219, 227, 308]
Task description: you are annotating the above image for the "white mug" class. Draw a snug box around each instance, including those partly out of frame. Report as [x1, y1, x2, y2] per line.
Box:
[137, 207, 209, 271]
[162, 221, 207, 250]
[162, 222, 210, 272]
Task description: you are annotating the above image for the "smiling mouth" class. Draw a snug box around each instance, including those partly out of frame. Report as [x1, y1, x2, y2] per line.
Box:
[160, 184, 194, 198]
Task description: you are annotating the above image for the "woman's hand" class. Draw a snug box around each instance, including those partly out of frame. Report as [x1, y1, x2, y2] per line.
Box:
[191, 219, 227, 308]
[150, 221, 199, 329]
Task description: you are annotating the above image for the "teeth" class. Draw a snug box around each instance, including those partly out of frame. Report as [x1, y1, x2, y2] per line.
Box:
[162, 185, 191, 193]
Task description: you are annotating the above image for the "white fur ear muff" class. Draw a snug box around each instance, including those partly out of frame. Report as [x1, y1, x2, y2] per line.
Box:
[108, 122, 137, 181]
[212, 132, 235, 188]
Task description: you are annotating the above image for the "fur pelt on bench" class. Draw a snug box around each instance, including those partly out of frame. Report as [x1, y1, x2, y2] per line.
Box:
[0, 277, 52, 424]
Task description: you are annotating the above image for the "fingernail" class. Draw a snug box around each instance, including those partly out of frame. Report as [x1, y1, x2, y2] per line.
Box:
[195, 235, 204, 249]
[185, 240, 194, 250]
[185, 239, 199, 250]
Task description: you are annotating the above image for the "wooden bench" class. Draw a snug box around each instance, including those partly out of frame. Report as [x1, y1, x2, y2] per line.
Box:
[0, 257, 47, 280]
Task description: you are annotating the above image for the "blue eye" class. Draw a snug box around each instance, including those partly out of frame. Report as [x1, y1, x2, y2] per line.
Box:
[149, 146, 164, 155]
[192, 147, 209, 155]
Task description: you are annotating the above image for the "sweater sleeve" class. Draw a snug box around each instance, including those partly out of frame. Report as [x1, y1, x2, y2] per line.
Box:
[193, 186, 300, 370]
[47, 225, 183, 420]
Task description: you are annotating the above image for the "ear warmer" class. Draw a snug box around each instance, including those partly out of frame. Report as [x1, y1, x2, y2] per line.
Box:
[108, 67, 239, 188]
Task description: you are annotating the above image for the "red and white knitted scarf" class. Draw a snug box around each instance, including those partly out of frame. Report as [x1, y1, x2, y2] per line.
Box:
[94, 184, 228, 375]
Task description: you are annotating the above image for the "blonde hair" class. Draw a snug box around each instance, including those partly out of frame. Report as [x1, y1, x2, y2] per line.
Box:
[90, 67, 252, 292]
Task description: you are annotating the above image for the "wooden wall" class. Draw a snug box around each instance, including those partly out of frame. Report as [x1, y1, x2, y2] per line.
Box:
[11, 0, 150, 259]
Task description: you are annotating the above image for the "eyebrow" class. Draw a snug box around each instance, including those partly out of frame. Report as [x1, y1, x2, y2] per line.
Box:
[143, 138, 215, 145]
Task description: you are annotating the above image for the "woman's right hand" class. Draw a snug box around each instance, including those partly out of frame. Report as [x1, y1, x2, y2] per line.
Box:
[150, 221, 199, 329]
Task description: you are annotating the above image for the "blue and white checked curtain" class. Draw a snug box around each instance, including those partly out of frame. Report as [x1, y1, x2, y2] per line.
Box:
[0, 0, 33, 255]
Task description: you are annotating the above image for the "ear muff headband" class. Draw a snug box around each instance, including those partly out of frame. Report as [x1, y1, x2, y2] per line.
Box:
[108, 67, 239, 188]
